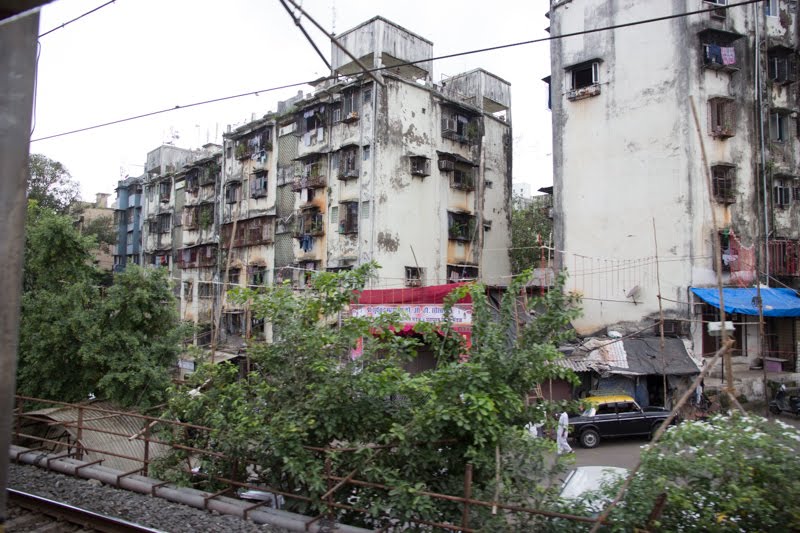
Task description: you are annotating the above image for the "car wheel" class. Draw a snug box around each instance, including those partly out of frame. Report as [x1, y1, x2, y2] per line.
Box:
[580, 429, 600, 449]
[650, 422, 663, 440]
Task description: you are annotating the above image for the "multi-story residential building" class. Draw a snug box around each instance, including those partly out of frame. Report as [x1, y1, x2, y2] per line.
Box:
[548, 0, 800, 385]
[73, 192, 115, 271]
[113, 176, 143, 272]
[117, 17, 513, 350]
[177, 153, 222, 340]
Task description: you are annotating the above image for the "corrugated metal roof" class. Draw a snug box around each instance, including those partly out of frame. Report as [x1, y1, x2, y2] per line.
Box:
[551, 357, 593, 373]
[24, 402, 170, 472]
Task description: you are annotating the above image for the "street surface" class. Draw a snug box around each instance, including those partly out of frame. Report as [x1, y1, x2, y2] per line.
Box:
[568, 411, 800, 470]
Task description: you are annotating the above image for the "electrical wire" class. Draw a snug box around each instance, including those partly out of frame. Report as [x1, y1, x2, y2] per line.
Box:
[38, 0, 116, 38]
[30, 0, 763, 143]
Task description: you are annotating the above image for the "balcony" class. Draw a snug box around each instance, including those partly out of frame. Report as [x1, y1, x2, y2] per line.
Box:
[769, 240, 800, 277]
[291, 173, 327, 191]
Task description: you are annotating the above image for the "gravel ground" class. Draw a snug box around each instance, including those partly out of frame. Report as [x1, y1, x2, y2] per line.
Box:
[8, 463, 287, 533]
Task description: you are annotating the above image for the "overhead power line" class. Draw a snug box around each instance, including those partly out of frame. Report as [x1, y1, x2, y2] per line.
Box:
[38, 0, 116, 38]
[31, 0, 762, 143]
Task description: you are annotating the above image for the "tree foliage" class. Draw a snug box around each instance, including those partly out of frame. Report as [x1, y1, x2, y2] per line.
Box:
[158, 264, 583, 529]
[510, 193, 553, 274]
[562, 413, 800, 532]
[82, 215, 116, 252]
[18, 202, 183, 409]
[28, 153, 81, 213]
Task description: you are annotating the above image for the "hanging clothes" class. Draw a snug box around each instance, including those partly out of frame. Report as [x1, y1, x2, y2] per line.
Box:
[705, 44, 723, 65]
[300, 234, 313, 252]
[721, 46, 736, 66]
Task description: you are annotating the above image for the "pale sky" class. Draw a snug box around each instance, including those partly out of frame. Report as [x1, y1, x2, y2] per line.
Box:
[31, 0, 553, 201]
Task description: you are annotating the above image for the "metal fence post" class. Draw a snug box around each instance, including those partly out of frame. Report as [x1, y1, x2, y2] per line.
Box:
[143, 423, 151, 476]
[76, 406, 84, 460]
[462, 463, 473, 530]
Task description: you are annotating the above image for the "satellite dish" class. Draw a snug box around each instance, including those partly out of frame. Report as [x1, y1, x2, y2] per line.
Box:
[626, 285, 641, 303]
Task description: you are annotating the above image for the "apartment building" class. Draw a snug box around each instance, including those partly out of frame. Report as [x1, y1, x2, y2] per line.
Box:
[112, 175, 143, 272]
[116, 16, 513, 349]
[548, 0, 800, 385]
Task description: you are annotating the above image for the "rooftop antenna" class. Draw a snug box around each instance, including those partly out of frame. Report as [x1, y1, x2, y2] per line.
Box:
[331, 0, 336, 35]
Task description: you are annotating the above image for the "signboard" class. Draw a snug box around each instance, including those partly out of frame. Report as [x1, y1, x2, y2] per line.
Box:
[350, 303, 472, 326]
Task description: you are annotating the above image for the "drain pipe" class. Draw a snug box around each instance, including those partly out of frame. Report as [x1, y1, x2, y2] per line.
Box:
[755, 3, 770, 285]
[10, 446, 371, 533]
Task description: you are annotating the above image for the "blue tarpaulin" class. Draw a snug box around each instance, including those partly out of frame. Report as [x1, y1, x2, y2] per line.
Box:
[691, 287, 800, 317]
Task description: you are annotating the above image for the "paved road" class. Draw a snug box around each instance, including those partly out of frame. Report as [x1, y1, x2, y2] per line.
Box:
[571, 436, 644, 470]
[567, 411, 800, 471]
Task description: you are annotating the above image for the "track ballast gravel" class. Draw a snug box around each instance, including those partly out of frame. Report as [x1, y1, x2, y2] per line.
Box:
[7, 463, 286, 533]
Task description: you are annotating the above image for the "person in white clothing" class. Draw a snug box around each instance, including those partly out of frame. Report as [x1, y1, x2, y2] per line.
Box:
[556, 411, 573, 454]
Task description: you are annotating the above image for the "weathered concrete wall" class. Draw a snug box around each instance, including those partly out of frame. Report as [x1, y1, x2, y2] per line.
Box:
[550, 0, 775, 334]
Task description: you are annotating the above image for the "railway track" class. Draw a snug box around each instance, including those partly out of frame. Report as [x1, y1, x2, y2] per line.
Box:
[4, 489, 164, 533]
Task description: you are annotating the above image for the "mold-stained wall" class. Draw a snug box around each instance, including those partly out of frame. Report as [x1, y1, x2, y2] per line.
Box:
[548, 0, 800, 335]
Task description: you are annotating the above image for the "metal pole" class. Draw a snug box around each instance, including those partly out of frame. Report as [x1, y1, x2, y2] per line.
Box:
[0, 8, 40, 528]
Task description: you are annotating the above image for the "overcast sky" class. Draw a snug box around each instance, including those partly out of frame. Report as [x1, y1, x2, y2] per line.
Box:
[32, 0, 553, 201]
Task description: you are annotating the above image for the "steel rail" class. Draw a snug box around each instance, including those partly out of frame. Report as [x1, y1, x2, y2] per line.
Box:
[7, 488, 165, 533]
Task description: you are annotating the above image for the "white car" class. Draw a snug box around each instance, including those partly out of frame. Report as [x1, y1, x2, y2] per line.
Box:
[560, 466, 628, 512]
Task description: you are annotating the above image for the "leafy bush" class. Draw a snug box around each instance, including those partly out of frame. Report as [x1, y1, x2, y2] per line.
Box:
[160, 264, 584, 528]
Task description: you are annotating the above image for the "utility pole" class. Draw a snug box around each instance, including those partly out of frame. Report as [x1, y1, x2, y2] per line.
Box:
[0, 7, 42, 529]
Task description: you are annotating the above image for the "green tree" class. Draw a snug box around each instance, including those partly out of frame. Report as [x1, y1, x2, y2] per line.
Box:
[81, 215, 116, 252]
[158, 264, 583, 529]
[510, 193, 553, 274]
[561, 414, 800, 532]
[28, 153, 81, 213]
[18, 202, 183, 408]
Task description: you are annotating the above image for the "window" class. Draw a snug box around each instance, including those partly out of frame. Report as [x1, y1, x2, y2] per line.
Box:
[330, 205, 338, 224]
[708, 97, 736, 138]
[332, 106, 341, 123]
[339, 201, 359, 234]
[298, 208, 324, 236]
[228, 268, 241, 286]
[711, 165, 736, 203]
[363, 145, 370, 161]
[700, 28, 741, 71]
[225, 182, 241, 203]
[362, 85, 372, 103]
[768, 48, 797, 84]
[410, 156, 431, 177]
[770, 111, 790, 142]
[718, 230, 735, 272]
[448, 212, 475, 241]
[183, 206, 198, 229]
[342, 88, 360, 120]
[774, 177, 793, 207]
[405, 267, 424, 288]
[157, 213, 171, 234]
[183, 281, 193, 302]
[148, 219, 158, 234]
[441, 109, 477, 143]
[336, 147, 359, 180]
[198, 203, 214, 230]
[361, 200, 370, 219]
[765, 0, 778, 16]
[250, 265, 267, 286]
[198, 282, 213, 299]
[705, 0, 728, 19]
[565, 60, 601, 100]
[250, 171, 268, 198]
[570, 62, 599, 90]
[158, 180, 171, 202]
[447, 264, 479, 282]
[452, 166, 476, 191]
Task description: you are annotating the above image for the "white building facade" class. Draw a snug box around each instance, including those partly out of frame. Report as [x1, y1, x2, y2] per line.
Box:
[549, 0, 800, 379]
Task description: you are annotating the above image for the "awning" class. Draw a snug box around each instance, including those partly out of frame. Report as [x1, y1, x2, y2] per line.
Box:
[691, 287, 800, 317]
[355, 283, 472, 305]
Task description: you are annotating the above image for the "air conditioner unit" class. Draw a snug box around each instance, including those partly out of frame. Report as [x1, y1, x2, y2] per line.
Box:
[707, 321, 734, 337]
[438, 159, 455, 171]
